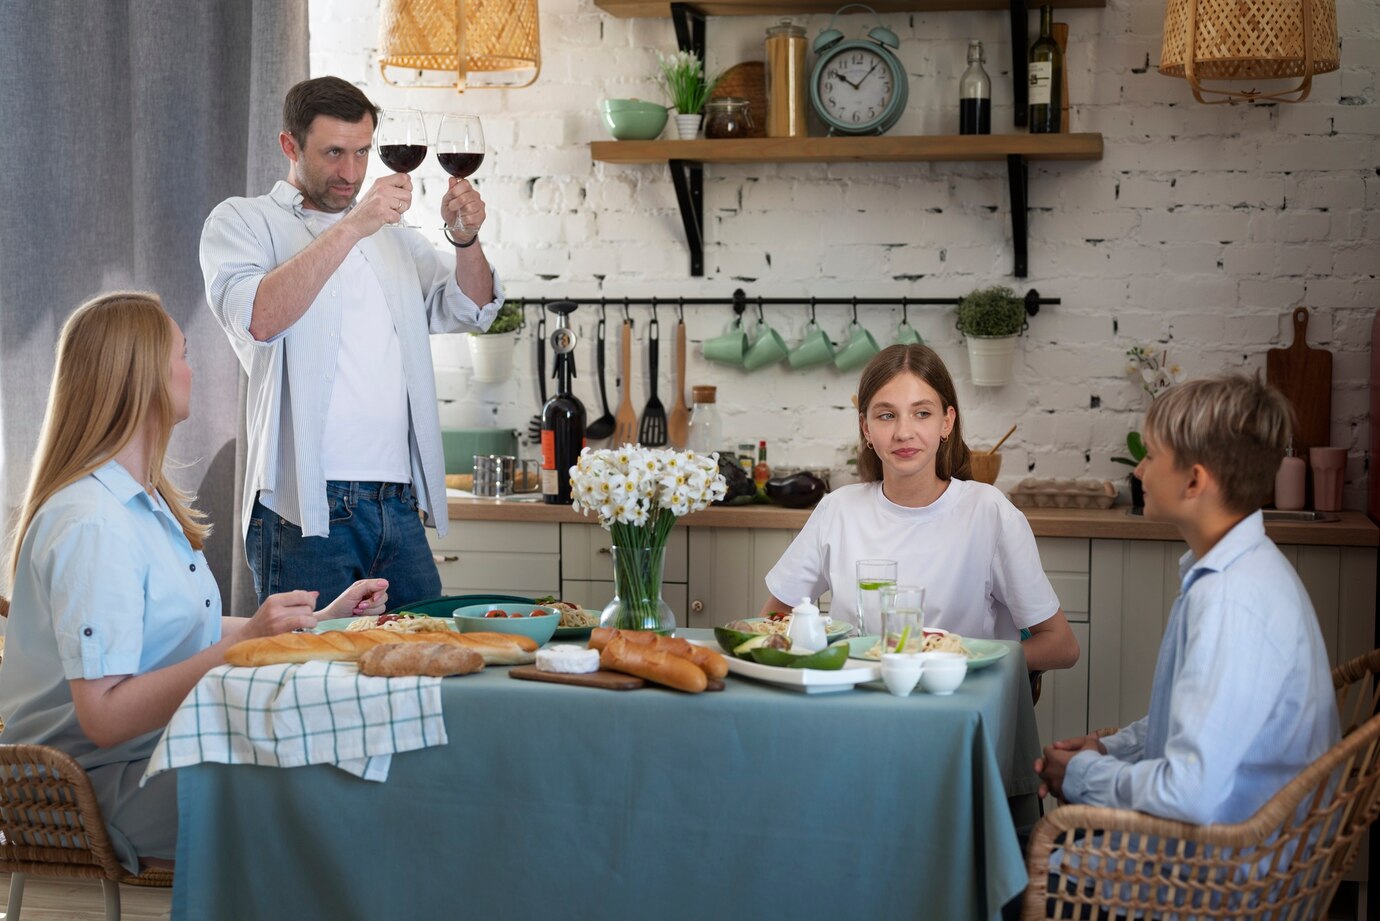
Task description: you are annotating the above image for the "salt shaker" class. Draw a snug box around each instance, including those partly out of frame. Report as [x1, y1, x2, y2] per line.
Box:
[787, 597, 827, 653]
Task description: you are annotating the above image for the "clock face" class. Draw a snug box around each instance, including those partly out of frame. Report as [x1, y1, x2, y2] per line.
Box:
[816, 46, 896, 130]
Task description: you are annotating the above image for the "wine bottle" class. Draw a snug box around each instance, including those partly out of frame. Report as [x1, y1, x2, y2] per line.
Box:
[541, 305, 586, 505]
[959, 40, 991, 136]
[1028, 5, 1062, 134]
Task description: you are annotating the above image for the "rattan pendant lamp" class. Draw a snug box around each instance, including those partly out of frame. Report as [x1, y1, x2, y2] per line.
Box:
[379, 0, 540, 91]
[1159, 0, 1339, 103]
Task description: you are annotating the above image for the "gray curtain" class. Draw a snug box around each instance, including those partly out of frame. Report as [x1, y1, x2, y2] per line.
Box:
[0, 0, 308, 616]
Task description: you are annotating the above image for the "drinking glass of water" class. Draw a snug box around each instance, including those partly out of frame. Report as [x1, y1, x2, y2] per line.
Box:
[880, 584, 925, 656]
[854, 559, 897, 637]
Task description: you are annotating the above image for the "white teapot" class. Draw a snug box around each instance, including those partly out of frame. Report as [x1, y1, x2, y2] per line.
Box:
[786, 597, 827, 653]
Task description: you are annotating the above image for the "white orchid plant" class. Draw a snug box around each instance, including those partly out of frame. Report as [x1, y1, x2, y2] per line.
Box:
[657, 50, 722, 116]
[1114, 346, 1186, 467]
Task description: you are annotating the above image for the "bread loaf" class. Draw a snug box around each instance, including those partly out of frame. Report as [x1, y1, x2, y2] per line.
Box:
[449, 631, 538, 665]
[358, 643, 484, 677]
[600, 635, 708, 693]
[589, 627, 728, 678]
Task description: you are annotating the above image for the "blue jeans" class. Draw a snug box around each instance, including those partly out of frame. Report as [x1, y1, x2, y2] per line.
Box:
[246, 482, 441, 612]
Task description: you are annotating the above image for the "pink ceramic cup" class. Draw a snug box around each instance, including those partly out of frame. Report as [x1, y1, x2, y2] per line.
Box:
[1309, 447, 1347, 512]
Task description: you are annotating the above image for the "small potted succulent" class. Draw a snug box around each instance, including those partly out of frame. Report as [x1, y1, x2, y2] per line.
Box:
[466, 300, 524, 383]
[954, 285, 1028, 387]
[657, 50, 722, 139]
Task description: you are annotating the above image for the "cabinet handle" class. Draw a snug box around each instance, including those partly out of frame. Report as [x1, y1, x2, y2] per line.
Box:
[691, 600, 704, 613]
[597, 547, 611, 555]
[433, 553, 459, 563]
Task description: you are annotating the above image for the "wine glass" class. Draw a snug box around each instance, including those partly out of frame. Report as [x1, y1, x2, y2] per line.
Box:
[435, 114, 485, 234]
[374, 108, 429, 228]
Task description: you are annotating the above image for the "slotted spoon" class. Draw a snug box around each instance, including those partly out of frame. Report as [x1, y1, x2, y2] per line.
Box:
[586, 313, 616, 440]
[638, 316, 667, 446]
[611, 319, 639, 446]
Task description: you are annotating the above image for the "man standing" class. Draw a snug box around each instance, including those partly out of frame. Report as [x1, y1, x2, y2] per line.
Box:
[200, 76, 502, 609]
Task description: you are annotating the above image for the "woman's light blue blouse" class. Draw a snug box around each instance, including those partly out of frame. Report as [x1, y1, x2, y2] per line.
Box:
[0, 460, 221, 771]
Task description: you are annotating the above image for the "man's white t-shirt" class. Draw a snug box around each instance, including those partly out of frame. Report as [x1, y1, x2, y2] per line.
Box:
[309, 209, 411, 484]
[765, 479, 1059, 640]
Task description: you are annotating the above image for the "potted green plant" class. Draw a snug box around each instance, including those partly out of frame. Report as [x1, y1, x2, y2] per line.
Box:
[954, 285, 1028, 386]
[466, 300, 523, 383]
[657, 50, 722, 139]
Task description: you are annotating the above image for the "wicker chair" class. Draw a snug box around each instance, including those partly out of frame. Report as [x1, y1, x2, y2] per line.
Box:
[0, 744, 172, 921]
[1021, 648, 1380, 920]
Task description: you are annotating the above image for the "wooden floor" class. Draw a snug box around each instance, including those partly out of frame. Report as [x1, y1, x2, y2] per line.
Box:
[0, 873, 171, 920]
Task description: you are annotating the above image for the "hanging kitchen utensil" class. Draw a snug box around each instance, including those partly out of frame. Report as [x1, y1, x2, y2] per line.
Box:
[638, 307, 667, 446]
[667, 306, 691, 448]
[612, 317, 639, 447]
[526, 313, 546, 443]
[586, 306, 616, 440]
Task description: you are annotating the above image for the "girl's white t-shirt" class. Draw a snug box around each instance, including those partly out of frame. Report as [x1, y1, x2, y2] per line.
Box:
[765, 479, 1060, 640]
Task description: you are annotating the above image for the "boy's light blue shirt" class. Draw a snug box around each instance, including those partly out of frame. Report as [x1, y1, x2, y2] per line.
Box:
[0, 461, 222, 771]
[1062, 511, 1339, 825]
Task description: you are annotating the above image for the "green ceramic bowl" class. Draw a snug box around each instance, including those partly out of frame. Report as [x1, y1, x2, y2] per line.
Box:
[452, 603, 560, 646]
[600, 99, 668, 141]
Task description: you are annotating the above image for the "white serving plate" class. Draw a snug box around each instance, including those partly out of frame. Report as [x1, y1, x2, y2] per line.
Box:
[721, 655, 881, 694]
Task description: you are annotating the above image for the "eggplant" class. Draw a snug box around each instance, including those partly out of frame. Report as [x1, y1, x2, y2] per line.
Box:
[765, 472, 827, 509]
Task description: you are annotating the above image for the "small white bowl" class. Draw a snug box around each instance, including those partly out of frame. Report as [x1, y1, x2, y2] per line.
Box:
[917, 651, 967, 695]
[880, 652, 922, 698]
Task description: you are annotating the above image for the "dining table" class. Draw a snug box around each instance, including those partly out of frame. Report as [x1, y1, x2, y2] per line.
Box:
[167, 633, 1041, 921]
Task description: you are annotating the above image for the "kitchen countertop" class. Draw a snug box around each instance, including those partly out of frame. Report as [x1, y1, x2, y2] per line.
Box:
[446, 497, 1378, 547]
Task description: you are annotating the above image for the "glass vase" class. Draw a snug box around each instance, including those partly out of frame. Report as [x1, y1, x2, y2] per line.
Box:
[600, 545, 676, 634]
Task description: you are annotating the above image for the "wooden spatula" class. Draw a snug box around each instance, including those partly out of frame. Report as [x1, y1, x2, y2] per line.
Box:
[668, 320, 691, 448]
[612, 319, 639, 446]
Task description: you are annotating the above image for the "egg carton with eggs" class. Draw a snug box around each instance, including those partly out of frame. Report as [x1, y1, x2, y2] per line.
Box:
[1007, 477, 1117, 510]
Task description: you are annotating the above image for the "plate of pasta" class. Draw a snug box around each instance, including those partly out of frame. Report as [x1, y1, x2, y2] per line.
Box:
[846, 631, 1009, 671]
[533, 598, 602, 638]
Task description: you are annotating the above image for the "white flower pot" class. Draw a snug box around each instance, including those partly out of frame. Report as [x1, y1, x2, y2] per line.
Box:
[674, 113, 702, 139]
[466, 333, 518, 383]
[965, 335, 1019, 387]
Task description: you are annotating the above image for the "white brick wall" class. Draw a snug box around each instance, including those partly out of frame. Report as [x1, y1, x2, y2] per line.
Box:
[313, 0, 1377, 509]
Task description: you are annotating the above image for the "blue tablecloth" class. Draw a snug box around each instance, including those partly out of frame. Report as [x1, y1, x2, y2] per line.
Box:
[171, 635, 1040, 921]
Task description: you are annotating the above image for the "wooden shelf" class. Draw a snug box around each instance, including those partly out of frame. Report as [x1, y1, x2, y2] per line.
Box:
[594, 0, 1103, 18]
[591, 133, 1104, 165]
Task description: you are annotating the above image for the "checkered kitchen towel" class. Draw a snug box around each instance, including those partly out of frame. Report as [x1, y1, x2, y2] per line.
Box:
[143, 661, 448, 784]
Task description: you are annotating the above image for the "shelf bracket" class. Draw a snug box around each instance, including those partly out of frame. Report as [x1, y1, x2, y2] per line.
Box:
[668, 158, 704, 276]
[670, 3, 705, 61]
[1010, 0, 1028, 129]
[1006, 153, 1028, 279]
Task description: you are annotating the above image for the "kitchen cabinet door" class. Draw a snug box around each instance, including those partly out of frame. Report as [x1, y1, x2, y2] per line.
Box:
[427, 521, 561, 597]
[561, 580, 689, 623]
[685, 528, 798, 628]
[560, 523, 689, 583]
[1034, 622, 1090, 749]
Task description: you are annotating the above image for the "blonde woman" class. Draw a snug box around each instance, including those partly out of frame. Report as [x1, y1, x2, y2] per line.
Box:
[762, 344, 1078, 673]
[0, 292, 388, 873]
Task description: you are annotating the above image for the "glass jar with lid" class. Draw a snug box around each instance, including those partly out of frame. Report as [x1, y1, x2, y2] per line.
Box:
[687, 385, 723, 455]
[703, 97, 753, 139]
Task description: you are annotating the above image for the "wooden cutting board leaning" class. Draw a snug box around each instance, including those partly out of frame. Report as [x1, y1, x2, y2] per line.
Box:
[1265, 306, 1333, 503]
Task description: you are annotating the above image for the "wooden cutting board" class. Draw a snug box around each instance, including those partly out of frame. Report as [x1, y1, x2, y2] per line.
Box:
[508, 666, 724, 691]
[1266, 307, 1332, 457]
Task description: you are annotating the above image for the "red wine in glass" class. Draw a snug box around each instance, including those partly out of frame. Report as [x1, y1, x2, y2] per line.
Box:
[438, 152, 484, 178]
[375, 108, 428, 228]
[379, 144, 428, 173]
[436, 114, 485, 233]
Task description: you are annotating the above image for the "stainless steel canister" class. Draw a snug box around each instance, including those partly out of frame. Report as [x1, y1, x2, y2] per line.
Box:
[472, 454, 516, 497]
[765, 19, 807, 138]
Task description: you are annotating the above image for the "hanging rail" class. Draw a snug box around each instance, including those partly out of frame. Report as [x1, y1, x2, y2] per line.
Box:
[518, 287, 1055, 319]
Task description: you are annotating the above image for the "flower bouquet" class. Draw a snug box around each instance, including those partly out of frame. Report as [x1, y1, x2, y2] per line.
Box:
[570, 446, 727, 632]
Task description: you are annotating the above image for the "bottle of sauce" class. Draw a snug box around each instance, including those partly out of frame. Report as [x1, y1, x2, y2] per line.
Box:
[753, 440, 771, 488]
[541, 302, 586, 505]
[959, 40, 991, 135]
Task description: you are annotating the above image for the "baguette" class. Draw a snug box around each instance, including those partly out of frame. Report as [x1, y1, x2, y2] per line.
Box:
[358, 643, 485, 677]
[600, 635, 707, 693]
[225, 629, 418, 666]
[448, 631, 538, 665]
[588, 627, 728, 679]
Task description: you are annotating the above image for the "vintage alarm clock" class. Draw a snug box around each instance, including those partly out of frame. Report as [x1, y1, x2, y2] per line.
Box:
[809, 4, 908, 136]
